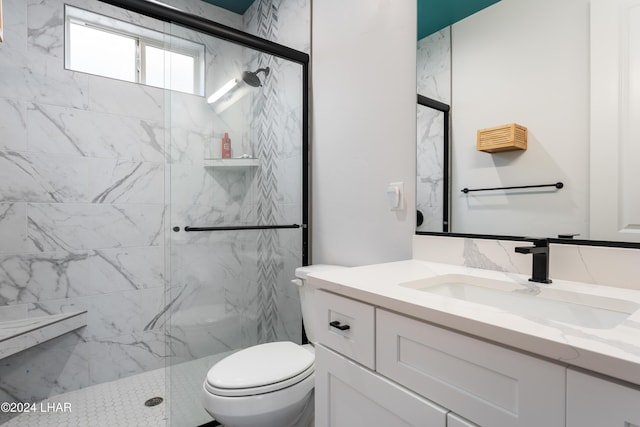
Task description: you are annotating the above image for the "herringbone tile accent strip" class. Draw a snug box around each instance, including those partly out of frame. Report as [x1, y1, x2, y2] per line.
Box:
[252, 0, 284, 344]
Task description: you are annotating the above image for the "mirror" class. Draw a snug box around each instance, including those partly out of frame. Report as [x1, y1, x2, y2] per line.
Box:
[416, 0, 640, 244]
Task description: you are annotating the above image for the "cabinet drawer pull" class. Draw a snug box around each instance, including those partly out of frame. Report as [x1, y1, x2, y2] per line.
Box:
[329, 320, 350, 331]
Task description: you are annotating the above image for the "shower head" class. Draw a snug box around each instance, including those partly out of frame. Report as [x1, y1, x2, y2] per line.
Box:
[241, 67, 270, 87]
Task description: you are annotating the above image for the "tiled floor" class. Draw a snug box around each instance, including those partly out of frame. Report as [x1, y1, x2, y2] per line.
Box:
[2, 353, 230, 427]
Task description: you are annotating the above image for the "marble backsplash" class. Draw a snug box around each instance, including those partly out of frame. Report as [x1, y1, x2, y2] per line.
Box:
[0, 0, 309, 408]
[413, 234, 640, 291]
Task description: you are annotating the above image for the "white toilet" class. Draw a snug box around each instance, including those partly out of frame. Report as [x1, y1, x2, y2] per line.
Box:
[202, 265, 343, 427]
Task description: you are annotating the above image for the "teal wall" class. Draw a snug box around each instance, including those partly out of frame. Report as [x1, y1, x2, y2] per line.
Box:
[418, 0, 501, 40]
[201, 0, 255, 14]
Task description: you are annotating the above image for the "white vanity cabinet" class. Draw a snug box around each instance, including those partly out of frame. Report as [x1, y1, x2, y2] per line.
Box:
[314, 290, 566, 427]
[566, 368, 640, 427]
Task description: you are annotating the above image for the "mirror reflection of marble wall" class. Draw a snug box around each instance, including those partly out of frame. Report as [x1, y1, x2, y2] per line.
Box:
[416, 29, 450, 232]
[417, 29, 450, 103]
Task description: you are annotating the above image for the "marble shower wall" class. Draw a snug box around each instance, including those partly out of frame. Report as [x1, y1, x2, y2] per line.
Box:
[0, 0, 309, 401]
[416, 29, 451, 232]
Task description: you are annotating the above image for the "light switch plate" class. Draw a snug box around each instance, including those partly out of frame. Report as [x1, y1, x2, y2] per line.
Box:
[387, 182, 404, 211]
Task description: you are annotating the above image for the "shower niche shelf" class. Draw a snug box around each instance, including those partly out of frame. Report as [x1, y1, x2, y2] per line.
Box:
[0, 311, 87, 359]
[204, 158, 260, 169]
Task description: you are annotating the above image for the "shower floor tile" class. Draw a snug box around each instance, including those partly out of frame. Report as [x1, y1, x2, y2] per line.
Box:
[2, 352, 231, 427]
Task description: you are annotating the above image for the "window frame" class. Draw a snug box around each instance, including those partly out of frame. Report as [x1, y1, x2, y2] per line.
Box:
[139, 38, 202, 94]
[64, 5, 205, 96]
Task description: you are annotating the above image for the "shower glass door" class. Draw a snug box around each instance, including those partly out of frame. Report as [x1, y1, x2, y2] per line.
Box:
[164, 20, 307, 427]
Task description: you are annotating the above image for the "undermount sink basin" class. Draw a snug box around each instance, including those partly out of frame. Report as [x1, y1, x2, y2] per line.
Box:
[400, 274, 639, 329]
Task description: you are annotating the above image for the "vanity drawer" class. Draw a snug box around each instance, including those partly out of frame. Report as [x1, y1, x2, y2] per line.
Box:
[315, 290, 375, 369]
[376, 309, 565, 427]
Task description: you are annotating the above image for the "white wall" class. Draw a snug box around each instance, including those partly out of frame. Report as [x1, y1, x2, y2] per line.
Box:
[451, 0, 590, 238]
[311, 0, 417, 266]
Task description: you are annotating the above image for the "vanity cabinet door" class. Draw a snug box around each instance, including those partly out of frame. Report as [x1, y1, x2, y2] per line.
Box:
[376, 309, 565, 427]
[567, 368, 640, 427]
[315, 344, 448, 427]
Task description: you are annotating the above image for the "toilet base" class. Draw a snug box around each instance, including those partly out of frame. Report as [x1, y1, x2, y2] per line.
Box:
[208, 389, 313, 427]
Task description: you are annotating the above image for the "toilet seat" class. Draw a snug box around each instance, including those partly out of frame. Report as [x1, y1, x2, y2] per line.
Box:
[204, 342, 315, 398]
[205, 364, 314, 397]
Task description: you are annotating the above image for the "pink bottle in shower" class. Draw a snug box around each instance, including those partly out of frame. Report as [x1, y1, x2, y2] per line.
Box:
[221, 132, 231, 159]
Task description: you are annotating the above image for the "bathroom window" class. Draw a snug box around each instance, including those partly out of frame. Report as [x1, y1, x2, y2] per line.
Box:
[65, 5, 204, 96]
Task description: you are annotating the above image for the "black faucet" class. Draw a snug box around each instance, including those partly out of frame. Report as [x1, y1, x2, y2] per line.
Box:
[515, 239, 552, 284]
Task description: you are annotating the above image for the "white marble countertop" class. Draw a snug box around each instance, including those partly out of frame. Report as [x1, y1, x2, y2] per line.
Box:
[308, 260, 640, 386]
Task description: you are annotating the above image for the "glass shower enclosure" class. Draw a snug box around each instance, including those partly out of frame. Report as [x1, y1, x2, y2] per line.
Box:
[101, 1, 309, 424]
[0, 0, 307, 424]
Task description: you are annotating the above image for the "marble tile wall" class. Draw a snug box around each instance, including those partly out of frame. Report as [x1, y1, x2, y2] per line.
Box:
[0, 0, 310, 408]
[416, 29, 450, 233]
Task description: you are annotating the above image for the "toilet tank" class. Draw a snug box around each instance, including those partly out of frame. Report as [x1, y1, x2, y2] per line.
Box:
[293, 265, 345, 344]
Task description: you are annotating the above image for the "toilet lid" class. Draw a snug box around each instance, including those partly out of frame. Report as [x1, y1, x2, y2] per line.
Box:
[206, 342, 314, 390]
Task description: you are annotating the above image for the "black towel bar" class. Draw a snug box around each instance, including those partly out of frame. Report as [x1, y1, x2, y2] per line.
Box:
[461, 182, 563, 194]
